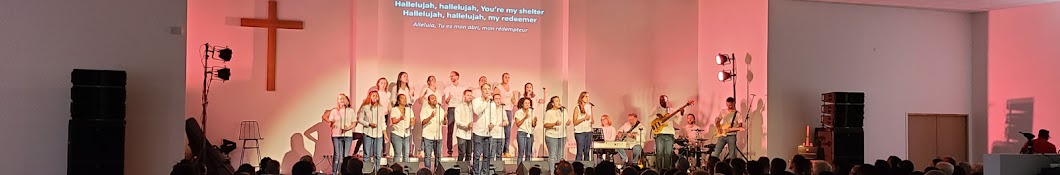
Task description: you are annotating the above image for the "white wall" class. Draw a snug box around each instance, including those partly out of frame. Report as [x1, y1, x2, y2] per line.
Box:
[0, 0, 187, 174]
[768, 0, 972, 163]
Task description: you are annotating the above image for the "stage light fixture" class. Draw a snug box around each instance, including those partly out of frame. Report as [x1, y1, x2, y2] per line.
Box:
[716, 53, 733, 65]
[215, 67, 231, 81]
[219, 139, 237, 155]
[719, 70, 735, 81]
[218, 48, 233, 62]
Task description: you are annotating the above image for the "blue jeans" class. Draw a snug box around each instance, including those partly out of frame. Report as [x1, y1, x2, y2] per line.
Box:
[517, 131, 533, 162]
[363, 136, 382, 171]
[390, 133, 410, 162]
[474, 135, 491, 174]
[457, 138, 472, 161]
[504, 110, 513, 153]
[331, 136, 353, 175]
[654, 134, 675, 170]
[446, 107, 456, 153]
[546, 137, 565, 173]
[618, 145, 643, 164]
[575, 132, 593, 161]
[422, 138, 441, 170]
[713, 135, 738, 159]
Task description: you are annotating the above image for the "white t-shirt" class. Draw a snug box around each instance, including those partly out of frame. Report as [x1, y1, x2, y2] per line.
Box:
[601, 126, 617, 142]
[619, 122, 646, 145]
[420, 86, 441, 104]
[514, 109, 536, 133]
[389, 106, 414, 137]
[420, 104, 445, 140]
[683, 124, 703, 140]
[544, 109, 566, 138]
[328, 107, 357, 136]
[358, 105, 385, 138]
[651, 106, 683, 135]
[454, 102, 474, 140]
[573, 104, 593, 133]
[488, 105, 507, 138]
[498, 84, 516, 110]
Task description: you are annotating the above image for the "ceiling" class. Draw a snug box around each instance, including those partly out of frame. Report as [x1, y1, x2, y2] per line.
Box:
[801, 0, 1060, 12]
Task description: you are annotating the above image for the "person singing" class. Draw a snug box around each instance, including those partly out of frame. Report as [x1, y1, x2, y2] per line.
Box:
[572, 92, 594, 161]
[442, 71, 465, 156]
[496, 73, 517, 157]
[543, 96, 569, 173]
[713, 97, 744, 159]
[514, 97, 538, 163]
[357, 90, 384, 171]
[419, 94, 445, 169]
[488, 94, 509, 162]
[389, 94, 413, 162]
[471, 84, 498, 174]
[454, 90, 475, 162]
[323, 93, 356, 175]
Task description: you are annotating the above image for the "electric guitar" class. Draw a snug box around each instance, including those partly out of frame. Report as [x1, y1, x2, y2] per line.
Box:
[714, 110, 743, 138]
[650, 100, 696, 135]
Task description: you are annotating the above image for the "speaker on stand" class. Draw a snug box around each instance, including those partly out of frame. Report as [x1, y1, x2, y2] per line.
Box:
[69, 69, 127, 175]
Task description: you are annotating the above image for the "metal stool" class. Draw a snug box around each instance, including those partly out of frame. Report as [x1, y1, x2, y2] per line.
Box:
[238, 120, 263, 165]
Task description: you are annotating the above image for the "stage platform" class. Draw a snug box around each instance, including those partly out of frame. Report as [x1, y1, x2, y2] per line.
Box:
[350, 157, 626, 174]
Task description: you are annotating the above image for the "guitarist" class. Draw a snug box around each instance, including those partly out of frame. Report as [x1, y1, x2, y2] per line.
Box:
[617, 113, 645, 165]
[651, 95, 684, 171]
[712, 97, 744, 159]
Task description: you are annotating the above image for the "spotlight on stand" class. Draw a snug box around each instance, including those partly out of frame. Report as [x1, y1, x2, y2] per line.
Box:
[214, 67, 231, 81]
[716, 53, 734, 65]
[719, 70, 735, 82]
[218, 48, 233, 62]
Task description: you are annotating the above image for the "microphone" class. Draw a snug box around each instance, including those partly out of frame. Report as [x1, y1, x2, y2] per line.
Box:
[589, 102, 595, 106]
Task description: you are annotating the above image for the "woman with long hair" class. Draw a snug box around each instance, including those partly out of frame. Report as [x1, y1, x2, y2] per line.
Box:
[543, 96, 568, 172]
[357, 90, 384, 171]
[419, 75, 440, 105]
[322, 93, 356, 175]
[389, 94, 414, 163]
[370, 78, 392, 157]
[513, 97, 537, 162]
[496, 73, 516, 156]
[572, 91, 594, 161]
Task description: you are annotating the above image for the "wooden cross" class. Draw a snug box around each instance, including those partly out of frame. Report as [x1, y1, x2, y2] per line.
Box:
[240, 0, 303, 91]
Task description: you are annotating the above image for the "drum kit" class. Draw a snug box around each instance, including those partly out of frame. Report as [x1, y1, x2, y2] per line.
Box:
[675, 129, 716, 167]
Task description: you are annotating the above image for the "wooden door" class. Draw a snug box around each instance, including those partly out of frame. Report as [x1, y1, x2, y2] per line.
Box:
[907, 113, 968, 168]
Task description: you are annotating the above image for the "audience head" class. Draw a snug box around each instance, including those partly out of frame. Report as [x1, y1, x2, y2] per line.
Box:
[291, 161, 315, 175]
[692, 169, 710, 175]
[299, 155, 313, 163]
[170, 160, 196, 175]
[622, 167, 640, 175]
[810, 160, 832, 175]
[942, 157, 956, 166]
[898, 160, 916, 175]
[340, 156, 352, 175]
[873, 159, 891, 174]
[757, 157, 771, 172]
[714, 162, 733, 175]
[792, 157, 812, 175]
[770, 158, 787, 175]
[416, 168, 431, 175]
[586, 167, 596, 175]
[267, 160, 280, 174]
[887, 156, 902, 168]
[664, 169, 678, 175]
[1040, 129, 1051, 140]
[390, 163, 405, 174]
[444, 168, 460, 175]
[597, 161, 618, 175]
[730, 158, 747, 175]
[378, 167, 393, 175]
[236, 163, 256, 175]
[640, 169, 659, 175]
[572, 161, 585, 175]
[258, 157, 274, 171]
[347, 158, 364, 175]
[924, 170, 946, 175]
[707, 156, 721, 171]
[953, 165, 968, 175]
[931, 159, 942, 167]
[746, 160, 765, 175]
[958, 162, 974, 174]
[935, 162, 954, 175]
[557, 161, 574, 175]
[530, 167, 542, 175]
[677, 158, 692, 172]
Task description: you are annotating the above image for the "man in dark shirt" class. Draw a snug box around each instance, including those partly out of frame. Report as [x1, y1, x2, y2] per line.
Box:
[1022, 129, 1057, 154]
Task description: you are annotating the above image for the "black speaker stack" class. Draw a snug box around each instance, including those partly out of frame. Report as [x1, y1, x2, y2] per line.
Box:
[69, 69, 127, 175]
[816, 92, 864, 175]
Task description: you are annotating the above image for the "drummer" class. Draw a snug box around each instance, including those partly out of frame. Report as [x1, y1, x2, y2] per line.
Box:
[680, 114, 707, 145]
